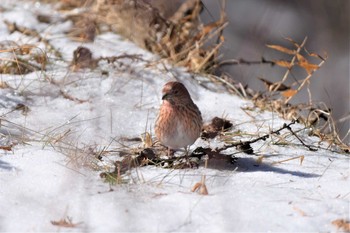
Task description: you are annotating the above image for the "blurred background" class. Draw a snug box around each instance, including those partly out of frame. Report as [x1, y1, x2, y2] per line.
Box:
[40, 0, 350, 142]
[199, 0, 349, 142]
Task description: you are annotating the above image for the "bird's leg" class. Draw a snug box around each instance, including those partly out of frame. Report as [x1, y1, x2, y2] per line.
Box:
[184, 146, 191, 166]
[183, 146, 197, 168]
[167, 147, 175, 157]
[184, 146, 189, 157]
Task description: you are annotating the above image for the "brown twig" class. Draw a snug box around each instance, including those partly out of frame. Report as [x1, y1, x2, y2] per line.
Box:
[284, 123, 318, 151]
[219, 120, 317, 153]
[98, 54, 145, 63]
[218, 57, 275, 67]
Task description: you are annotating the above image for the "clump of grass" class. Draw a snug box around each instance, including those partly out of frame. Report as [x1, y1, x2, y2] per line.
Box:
[0, 41, 47, 75]
[3, 20, 62, 59]
[212, 37, 349, 153]
[256, 37, 348, 152]
[92, 0, 227, 73]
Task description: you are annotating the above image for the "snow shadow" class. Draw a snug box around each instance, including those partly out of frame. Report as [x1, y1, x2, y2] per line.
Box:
[207, 156, 319, 178]
[0, 160, 15, 171]
[0, 218, 3, 233]
[234, 157, 320, 178]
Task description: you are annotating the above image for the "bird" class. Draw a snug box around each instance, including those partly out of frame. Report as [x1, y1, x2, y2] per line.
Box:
[155, 81, 203, 157]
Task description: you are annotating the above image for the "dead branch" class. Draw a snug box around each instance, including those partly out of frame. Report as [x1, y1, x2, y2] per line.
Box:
[218, 57, 275, 67]
[218, 120, 318, 154]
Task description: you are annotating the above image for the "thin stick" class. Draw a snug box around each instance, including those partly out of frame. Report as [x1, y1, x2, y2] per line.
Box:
[271, 155, 304, 165]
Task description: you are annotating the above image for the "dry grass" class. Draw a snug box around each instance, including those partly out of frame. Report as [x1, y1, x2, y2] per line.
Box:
[0, 41, 47, 75]
[60, 0, 227, 73]
[51, 216, 82, 228]
[209, 37, 349, 153]
[46, 0, 348, 152]
[0, 0, 348, 189]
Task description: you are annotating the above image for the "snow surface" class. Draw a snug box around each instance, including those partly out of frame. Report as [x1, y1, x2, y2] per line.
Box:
[0, 1, 349, 232]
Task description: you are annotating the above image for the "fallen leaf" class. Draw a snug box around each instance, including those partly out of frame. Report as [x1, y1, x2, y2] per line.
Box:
[51, 217, 82, 228]
[0, 145, 13, 151]
[332, 219, 350, 232]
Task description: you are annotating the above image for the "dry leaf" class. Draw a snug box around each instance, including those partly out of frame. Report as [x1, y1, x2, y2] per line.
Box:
[0, 145, 13, 151]
[259, 78, 290, 92]
[51, 217, 81, 228]
[282, 89, 298, 98]
[274, 60, 293, 69]
[332, 219, 350, 232]
[297, 61, 319, 75]
[266, 44, 296, 55]
[296, 54, 319, 74]
[296, 53, 307, 63]
[305, 49, 328, 61]
[308, 52, 325, 61]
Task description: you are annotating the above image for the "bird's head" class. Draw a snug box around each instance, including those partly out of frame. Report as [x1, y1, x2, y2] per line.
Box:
[161, 81, 192, 106]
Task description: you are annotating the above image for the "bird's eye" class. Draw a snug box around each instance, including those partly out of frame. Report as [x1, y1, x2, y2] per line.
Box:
[173, 90, 179, 94]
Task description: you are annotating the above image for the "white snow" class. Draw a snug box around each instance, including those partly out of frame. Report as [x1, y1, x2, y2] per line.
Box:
[0, 1, 349, 232]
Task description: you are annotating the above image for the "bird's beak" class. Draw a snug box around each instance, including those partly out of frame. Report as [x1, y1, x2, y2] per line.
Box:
[162, 93, 170, 100]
